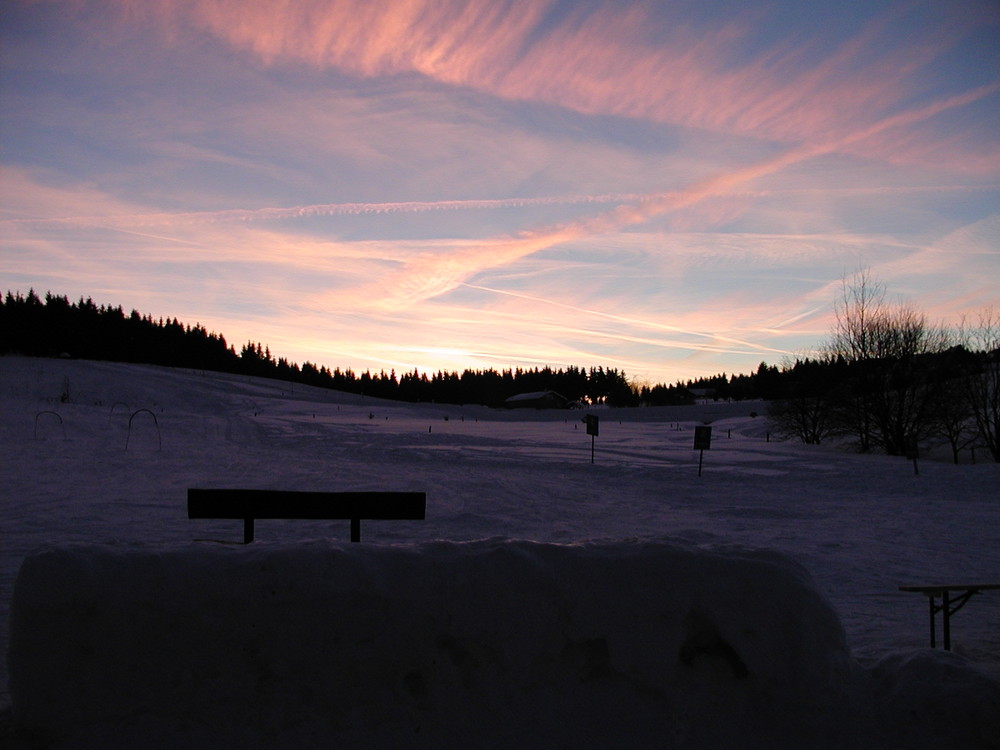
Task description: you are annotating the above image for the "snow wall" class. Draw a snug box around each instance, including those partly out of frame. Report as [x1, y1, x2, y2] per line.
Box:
[8, 539, 1000, 749]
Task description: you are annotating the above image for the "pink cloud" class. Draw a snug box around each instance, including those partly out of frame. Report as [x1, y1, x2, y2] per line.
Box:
[344, 81, 998, 310]
[97, 0, 996, 168]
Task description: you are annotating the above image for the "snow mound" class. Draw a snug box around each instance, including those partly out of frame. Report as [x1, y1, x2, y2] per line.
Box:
[8, 539, 1000, 749]
[7, 539, 854, 748]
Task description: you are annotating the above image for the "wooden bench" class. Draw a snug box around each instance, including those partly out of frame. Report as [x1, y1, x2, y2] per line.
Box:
[187, 489, 426, 544]
[898, 583, 1000, 650]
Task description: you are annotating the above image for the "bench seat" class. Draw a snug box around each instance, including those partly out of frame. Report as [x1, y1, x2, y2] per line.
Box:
[188, 488, 426, 543]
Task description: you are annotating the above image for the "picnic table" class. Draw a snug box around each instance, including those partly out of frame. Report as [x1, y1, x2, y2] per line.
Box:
[898, 583, 1000, 650]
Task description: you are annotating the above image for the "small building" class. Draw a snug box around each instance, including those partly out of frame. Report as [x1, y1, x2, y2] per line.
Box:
[503, 391, 574, 410]
[687, 388, 716, 403]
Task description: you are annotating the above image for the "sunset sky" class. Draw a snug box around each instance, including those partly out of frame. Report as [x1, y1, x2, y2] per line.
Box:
[2, 0, 998, 384]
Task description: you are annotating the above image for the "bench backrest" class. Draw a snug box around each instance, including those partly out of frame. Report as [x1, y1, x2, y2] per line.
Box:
[188, 488, 426, 543]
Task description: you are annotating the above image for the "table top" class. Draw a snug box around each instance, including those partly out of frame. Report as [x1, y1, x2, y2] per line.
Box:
[899, 584, 1000, 594]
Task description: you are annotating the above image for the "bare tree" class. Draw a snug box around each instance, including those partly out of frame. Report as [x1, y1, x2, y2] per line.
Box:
[824, 269, 950, 454]
[767, 389, 833, 445]
[931, 373, 979, 463]
[824, 270, 886, 451]
[960, 307, 1000, 462]
[828, 269, 887, 362]
[767, 357, 841, 445]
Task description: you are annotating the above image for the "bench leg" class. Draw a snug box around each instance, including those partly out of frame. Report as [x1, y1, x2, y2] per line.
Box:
[244, 518, 254, 544]
[350, 517, 360, 543]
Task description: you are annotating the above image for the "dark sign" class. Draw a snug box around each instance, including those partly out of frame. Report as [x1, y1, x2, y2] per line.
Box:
[693, 425, 712, 450]
[584, 414, 599, 437]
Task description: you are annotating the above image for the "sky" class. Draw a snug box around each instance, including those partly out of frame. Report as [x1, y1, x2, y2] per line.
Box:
[2, 0, 998, 385]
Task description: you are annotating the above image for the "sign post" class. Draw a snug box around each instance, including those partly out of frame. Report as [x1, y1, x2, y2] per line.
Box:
[584, 414, 599, 464]
[693, 425, 712, 476]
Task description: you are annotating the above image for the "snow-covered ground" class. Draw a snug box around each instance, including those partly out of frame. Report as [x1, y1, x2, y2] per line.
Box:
[2, 356, 999, 748]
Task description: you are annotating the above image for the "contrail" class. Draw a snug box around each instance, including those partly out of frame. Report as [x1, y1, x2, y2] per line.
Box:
[7, 184, 990, 231]
[463, 283, 789, 355]
[365, 81, 1000, 309]
[0, 193, 651, 229]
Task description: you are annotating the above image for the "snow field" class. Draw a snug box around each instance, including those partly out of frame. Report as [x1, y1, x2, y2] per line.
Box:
[2, 356, 999, 747]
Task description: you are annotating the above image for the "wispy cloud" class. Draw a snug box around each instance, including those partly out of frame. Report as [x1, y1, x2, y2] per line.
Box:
[462, 283, 789, 356]
[339, 82, 999, 310]
[113, 0, 996, 162]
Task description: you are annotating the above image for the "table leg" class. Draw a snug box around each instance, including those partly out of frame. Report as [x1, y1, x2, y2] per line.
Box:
[929, 594, 936, 648]
[942, 590, 951, 651]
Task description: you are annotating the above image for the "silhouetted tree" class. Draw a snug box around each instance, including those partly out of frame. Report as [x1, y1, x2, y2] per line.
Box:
[959, 308, 1000, 461]
[823, 270, 950, 454]
[767, 358, 841, 445]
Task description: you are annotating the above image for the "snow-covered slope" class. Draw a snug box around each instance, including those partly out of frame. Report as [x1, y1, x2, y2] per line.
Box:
[2, 356, 999, 748]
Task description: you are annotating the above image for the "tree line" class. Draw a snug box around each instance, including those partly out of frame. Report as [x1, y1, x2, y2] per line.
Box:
[0, 290, 639, 406]
[3, 284, 998, 461]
